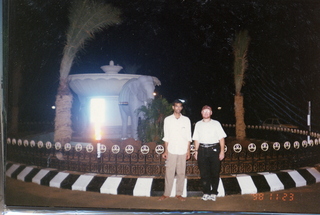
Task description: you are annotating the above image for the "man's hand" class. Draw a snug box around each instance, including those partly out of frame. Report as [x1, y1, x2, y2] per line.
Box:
[186, 151, 190, 160]
[219, 151, 225, 161]
[193, 151, 198, 160]
[162, 151, 168, 159]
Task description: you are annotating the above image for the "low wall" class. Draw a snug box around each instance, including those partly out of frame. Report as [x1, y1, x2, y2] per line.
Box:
[6, 125, 320, 176]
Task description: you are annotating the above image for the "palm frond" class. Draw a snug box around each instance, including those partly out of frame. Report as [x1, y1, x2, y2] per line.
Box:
[233, 30, 250, 94]
[61, 0, 121, 78]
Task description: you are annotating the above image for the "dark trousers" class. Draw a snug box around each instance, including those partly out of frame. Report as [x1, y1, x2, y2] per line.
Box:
[197, 144, 221, 195]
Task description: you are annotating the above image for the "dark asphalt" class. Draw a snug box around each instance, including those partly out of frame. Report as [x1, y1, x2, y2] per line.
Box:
[3, 176, 320, 214]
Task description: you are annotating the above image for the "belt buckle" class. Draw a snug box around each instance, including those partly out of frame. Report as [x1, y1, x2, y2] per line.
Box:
[201, 144, 214, 148]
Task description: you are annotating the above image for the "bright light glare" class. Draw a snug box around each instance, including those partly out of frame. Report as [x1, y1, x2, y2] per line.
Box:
[90, 98, 106, 124]
[90, 98, 106, 141]
[179, 99, 185, 103]
[217, 107, 222, 110]
[95, 124, 102, 141]
[51, 106, 56, 109]
[153, 92, 157, 96]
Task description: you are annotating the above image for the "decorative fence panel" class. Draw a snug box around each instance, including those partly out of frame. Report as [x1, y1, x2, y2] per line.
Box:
[6, 125, 320, 177]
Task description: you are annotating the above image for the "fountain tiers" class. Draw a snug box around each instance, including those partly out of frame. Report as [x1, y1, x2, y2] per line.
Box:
[69, 73, 141, 97]
[69, 60, 161, 139]
[69, 73, 142, 139]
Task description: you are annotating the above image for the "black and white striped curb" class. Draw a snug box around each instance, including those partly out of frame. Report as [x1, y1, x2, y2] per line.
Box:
[6, 162, 320, 198]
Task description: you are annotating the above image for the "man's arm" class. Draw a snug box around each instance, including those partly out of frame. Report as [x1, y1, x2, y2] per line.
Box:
[219, 138, 225, 161]
[162, 117, 169, 159]
[186, 141, 191, 160]
[192, 122, 199, 160]
[193, 140, 199, 160]
[162, 141, 168, 159]
[186, 118, 192, 160]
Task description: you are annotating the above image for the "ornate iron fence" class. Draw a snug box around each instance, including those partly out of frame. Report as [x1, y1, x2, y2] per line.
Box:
[6, 125, 320, 176]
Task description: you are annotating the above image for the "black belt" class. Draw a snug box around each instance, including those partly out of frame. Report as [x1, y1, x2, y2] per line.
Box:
[200, 143, 219, 148]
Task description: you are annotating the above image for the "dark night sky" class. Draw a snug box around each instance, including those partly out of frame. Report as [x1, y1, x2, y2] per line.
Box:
[7, 0, 320, 131]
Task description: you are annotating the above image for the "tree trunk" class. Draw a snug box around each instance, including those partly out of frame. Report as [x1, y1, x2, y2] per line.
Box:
[54, 78, 73, 144]
[234, 94, 246, 140]
[54, 52, 74, 144]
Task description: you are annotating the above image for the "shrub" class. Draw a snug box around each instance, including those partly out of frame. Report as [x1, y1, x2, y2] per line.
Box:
[137, 97, 172, 144]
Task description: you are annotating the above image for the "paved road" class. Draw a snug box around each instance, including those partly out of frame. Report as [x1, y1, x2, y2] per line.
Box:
[3, 177, 320, 214]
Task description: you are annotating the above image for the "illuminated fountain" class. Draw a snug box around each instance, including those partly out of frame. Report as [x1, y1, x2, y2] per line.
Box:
[68, 60, 160, 140]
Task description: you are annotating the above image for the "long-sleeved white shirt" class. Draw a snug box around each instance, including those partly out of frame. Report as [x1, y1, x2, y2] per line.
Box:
[162, 114, 192, 155]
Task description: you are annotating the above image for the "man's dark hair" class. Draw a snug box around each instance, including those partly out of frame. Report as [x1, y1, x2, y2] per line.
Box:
[172, 99, 183, 106]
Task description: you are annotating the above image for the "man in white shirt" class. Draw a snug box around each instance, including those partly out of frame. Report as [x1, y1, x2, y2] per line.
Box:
[158, 99, 192, 201]
[192, 105, 227, 201]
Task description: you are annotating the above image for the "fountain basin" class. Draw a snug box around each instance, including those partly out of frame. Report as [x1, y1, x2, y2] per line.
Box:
[68, 60, 160, 139]
[69, 73, 141, 137]
[68, 73, 141, 96]
[100, 65, 122, 74]
[100, 60, 123, 74]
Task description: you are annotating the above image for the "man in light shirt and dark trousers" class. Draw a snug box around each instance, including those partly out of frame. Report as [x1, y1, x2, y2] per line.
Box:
[158, 99, 192, 202]
[192, 105, 227, 201]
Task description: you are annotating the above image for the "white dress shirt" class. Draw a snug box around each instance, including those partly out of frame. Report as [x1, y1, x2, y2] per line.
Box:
[162, 114, 192, 155]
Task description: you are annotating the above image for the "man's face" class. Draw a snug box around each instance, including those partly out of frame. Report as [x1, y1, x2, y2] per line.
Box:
[201, 108, 212, 119]
[172, 103, 183, 114]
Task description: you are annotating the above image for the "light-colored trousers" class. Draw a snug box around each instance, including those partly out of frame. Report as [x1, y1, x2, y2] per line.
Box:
[164, 152, 186, 196]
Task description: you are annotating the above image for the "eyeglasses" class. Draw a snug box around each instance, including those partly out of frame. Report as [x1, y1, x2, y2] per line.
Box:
[202, 109, 211, 113]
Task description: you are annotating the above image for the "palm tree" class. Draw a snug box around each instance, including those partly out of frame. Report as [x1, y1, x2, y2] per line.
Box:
[54, 0, 121, 144]
[233, 30, 250, 141]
